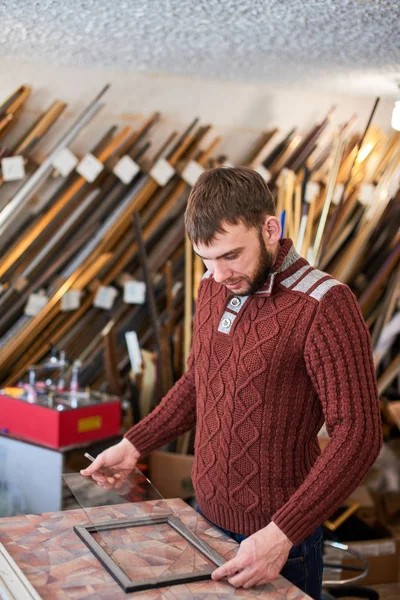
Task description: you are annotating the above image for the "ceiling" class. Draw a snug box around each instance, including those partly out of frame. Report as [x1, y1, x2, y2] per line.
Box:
[0, 0, 399, 96]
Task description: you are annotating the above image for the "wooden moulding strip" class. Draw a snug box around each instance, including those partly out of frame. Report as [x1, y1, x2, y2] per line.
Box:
[283, 170, 295, 238]
[0, 101, 67, 187]
[377, 355, 400, 396]
[301, 194, 317, 259]
[247, 129, 279, 168]
[0, 126, 132, 280]
[6, 87, 32, 116]
[313, 135, 347, 266]
[71, 253, 113, 291]
[359, 241, 400, 316]
[331, 145, 400, 283]
[14, 100, 67, 155]
[184, 234, 193, 368]
[4, 183, 183, 383]
[0, 85, 26, 115]
[5, 314, 66, 383]
[1, 128, 206, 378]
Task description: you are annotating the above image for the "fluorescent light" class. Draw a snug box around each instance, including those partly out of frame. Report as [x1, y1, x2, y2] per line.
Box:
[392, 100, 400, 131]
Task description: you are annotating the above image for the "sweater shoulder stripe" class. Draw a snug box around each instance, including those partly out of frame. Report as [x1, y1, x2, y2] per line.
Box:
[309, 277, 342, 300]
[281, 265, 341, 301]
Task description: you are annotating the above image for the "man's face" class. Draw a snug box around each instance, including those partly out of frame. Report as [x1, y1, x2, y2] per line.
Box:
[193, 222, 275, 296]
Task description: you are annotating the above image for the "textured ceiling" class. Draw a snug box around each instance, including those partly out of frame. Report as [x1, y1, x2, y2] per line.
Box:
[0, 0, 399, 95]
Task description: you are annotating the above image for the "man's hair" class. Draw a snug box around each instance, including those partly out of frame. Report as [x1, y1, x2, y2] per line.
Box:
[184, 166, 275, 246]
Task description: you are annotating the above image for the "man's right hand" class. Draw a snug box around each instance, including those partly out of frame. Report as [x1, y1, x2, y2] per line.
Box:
[80, 438, 140, 490]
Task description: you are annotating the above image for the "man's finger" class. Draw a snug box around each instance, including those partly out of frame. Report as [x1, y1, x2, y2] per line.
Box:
[114, 477, 126, 490]
[227, 568, 252, 588]
[212, 558, 241, 581]
[242, 575, 260, 590]
[91, 473, 107, 484]
[80, 454, 105, 476]
[96, 481, 114, 490]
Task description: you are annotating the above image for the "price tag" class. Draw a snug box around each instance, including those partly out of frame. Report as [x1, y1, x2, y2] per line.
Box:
[24, 293, 48, 317]
[2, 156, 26, 181]
[254, 164, 272, 183]
[181, 160, 205, 186]
[61, 290, 81, 312]
[93, 285, 118, 310]
[125, 331, 143, 374]
[149, 158, 175, 186]
[76, 153, 104, 183]
[305, 182, 320, 203]
[359, 183, 375, 206]
[123, 280, 146, 304]
[51, 148, 79, 177]
[113, 155, 140, 184]
[332, 183, 344, 206]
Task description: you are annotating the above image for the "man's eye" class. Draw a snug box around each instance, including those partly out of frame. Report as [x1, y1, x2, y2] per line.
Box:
[225, 255, 238, 261]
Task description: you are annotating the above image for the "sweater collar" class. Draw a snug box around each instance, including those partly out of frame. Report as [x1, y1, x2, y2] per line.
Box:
[256, 238, 302, 296]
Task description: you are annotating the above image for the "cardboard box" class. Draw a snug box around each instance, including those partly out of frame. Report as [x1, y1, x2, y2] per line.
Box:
[348, 486, 377, 529]
[330, 523, 400, 585]
[149, 451, 194, 499]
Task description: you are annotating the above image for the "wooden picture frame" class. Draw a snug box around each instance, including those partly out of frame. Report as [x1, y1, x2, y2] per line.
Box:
[74, 513, 226, 593]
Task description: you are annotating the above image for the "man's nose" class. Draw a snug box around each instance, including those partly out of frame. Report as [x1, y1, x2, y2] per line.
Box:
[213, 262, 231, 284]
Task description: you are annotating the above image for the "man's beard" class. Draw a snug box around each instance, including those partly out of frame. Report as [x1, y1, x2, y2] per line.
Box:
[226, 233, 275, 296]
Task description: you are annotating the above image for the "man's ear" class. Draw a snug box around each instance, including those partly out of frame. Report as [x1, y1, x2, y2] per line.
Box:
[262, 215, 282, 247]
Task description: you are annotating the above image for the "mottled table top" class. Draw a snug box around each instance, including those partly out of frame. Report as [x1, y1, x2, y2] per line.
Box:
[0, 498, 310, 599]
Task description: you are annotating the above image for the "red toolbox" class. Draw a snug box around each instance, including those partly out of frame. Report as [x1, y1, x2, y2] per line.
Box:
[0, 389, 121, 448]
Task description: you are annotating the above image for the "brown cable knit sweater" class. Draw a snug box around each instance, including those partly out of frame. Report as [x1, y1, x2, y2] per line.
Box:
[125, 238, 382, 545]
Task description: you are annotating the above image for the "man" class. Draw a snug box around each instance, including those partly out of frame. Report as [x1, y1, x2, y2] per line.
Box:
[82, 167, 382, 599]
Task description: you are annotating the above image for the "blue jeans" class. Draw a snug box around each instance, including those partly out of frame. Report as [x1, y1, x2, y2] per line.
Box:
[197, 507, 323, 600]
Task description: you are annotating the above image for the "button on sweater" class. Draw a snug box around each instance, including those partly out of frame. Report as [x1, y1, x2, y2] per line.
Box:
[125, 238, 382, 545]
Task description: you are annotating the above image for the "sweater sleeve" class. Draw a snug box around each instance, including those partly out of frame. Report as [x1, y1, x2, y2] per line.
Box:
[123, 282, 205, 456]
[272, 284, 382, 545]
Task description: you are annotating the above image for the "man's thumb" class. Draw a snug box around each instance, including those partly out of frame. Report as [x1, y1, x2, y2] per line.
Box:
[80, 454, 105, 476]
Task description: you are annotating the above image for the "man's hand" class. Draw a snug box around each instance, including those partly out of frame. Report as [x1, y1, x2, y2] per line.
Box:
[80, 438, 140, 490]
[212, 521, 292, 589]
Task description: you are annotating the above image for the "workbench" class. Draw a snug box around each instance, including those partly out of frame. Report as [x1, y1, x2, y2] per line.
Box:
[0, 498, 310, 599]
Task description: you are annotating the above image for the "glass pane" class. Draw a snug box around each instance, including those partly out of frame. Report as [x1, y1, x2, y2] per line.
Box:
[63, 467, 220, 590]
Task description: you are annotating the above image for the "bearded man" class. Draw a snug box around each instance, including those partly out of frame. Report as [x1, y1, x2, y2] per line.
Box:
[82, 167, 382, 599]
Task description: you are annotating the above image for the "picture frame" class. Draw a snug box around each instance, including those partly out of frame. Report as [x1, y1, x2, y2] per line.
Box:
[74, 513, 226, 593]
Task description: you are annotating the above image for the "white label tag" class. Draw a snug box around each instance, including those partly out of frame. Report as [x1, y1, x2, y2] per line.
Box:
[123, 280, 146, 304]
[76, 153, 104, 183]
[61, 290, 81, 311]
[181, 160, 205, 186]
[93, 285, 118, 310]
[332, 183, 344, 206]
[113, 155, 140, 184]
[359, 183, 375, 206]
[305, 182, 320, 203]
[51, 148, 79, 177]
[125, 331, 143, 374]
[150, 158, 175, 186]
[254, 164, 272, 183]
[2, 156, 26, 181]
[24, 293, 48, 317]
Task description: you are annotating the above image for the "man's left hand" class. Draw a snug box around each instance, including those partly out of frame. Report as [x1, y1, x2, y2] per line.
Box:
[212, 521, 292, 589]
